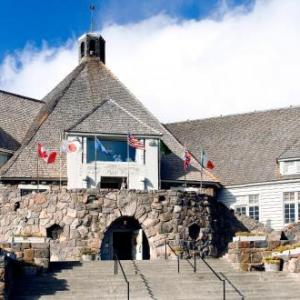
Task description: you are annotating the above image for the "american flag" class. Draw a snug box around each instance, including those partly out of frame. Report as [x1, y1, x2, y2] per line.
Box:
[183, 147, 192, 170]
[128, 134, 144, 150]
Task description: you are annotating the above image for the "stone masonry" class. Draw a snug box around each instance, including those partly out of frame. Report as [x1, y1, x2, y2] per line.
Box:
[0, 187, 235, 261]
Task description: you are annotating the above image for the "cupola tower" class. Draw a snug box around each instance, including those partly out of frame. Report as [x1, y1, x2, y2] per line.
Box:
[78, 33, 105, 64]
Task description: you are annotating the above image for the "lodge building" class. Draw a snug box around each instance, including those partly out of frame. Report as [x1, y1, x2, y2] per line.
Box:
[1, 32, 300, 231]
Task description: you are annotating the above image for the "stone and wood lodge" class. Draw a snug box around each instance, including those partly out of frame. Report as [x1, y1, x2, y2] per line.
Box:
[0, 31, 300, 241]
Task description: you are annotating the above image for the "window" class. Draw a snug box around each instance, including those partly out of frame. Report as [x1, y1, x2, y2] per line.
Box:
[80, 42, 85, 58]
[249, 194, 259, 221]
[283, 191, 299, 224]
[86, 138, 137, 163]
[235, 194, 260, 221]
[249, 206, 259, 221]
[89, 40, 96, 55]
[236, 206, 246, 215]
[285, 203, 295, 224]
[281, 160, 300, 175]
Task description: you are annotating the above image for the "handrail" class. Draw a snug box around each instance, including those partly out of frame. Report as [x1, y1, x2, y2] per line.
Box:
[164, 240, 180, 273]
[113, 253, 130, 300]
[199, 255, 226, 300]
[220, 272, 244, 300]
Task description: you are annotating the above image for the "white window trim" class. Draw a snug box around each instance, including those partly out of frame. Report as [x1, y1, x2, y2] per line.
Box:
[282, 191, 300, 225]
[234, 194, 260, 221]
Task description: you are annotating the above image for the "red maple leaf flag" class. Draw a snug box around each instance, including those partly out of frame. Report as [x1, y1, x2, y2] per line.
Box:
[37, 143, 57, 164]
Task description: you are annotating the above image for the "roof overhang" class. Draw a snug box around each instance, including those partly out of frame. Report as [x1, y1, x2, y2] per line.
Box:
[66, 131, 163, 138]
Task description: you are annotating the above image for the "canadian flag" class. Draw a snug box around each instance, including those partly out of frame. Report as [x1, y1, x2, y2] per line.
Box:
[200, 148, 215, 170]
[37, 143, 57, 164]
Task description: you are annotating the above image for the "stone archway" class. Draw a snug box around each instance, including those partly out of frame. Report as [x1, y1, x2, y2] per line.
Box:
[100, 216, 150, 260]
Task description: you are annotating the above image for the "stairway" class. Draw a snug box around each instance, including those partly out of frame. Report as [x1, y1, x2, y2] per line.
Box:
[11, 258, 300, 300]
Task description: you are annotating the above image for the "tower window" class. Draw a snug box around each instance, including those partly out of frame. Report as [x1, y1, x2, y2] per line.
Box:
[80, 42, 85, 58]
[89, 40, 96, 55]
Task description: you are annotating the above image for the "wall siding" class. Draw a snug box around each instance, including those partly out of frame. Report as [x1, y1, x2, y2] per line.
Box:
[218, 180, 300, 230]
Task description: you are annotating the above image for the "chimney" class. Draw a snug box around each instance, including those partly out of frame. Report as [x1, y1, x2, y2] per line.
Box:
[78, 33, 105, 64]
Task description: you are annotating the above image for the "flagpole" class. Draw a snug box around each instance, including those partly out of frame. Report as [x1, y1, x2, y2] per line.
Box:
[94, 135, 97, 189]
[127, 133, 130, 189]
[37, 155, 39, 193]
[59, 131, 62, 191]
[158, 139, 161, 190]
[200, 148, 203, 194]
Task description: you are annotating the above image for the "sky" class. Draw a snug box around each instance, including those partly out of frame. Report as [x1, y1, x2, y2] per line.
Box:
[0, 0, 299, 123]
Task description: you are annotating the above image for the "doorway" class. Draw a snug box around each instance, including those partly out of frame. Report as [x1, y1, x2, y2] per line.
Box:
[100, 177, 127, 189]
[100, 216, 150, 260]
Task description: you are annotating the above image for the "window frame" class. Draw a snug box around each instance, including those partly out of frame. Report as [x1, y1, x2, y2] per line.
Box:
[283, 191, 300, 225]
[234, 194, 260, 221]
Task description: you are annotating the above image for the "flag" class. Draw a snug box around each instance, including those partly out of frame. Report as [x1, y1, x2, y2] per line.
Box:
[183, 147, 192, 170]
[200, 148, 215, 169]
[37, 143, 57, 164]
[95, 138, 109, 154]
[61, 140, 82, 153]
[128, 134, 144, 150]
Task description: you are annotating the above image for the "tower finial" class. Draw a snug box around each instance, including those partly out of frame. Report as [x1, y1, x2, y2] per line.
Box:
[89, 3, 96, 32]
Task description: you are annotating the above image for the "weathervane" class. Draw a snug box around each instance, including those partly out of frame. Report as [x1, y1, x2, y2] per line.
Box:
[89, 3, 96, 32]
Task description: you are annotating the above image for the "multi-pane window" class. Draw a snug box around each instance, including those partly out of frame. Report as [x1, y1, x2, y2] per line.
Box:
[236, 206, 246, 215]
[249, 206, 259, 221]
[235, 194, 260, 221]
[283, 192, 300, 224]
[249, 194, 259, 221]
[284, 203, 295, 224]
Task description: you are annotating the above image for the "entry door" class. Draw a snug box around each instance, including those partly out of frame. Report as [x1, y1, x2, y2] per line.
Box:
[132, 229, 143, 260]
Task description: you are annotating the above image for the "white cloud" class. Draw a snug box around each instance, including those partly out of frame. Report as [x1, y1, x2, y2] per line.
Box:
[1, 0, 300, 123]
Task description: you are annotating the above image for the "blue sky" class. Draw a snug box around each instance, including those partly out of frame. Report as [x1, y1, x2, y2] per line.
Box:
[0, 0, 253, 61]
[1, 0, 299, 123]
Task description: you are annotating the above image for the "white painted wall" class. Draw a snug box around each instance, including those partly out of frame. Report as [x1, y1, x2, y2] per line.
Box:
[67, 137, 159, 190]
[218, 180, 300, 230]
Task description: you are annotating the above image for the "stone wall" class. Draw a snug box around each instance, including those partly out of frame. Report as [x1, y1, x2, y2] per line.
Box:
[0, 187, 234, 261]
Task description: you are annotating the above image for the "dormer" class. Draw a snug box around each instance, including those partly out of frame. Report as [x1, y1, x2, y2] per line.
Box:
[78, 33, 105, 63]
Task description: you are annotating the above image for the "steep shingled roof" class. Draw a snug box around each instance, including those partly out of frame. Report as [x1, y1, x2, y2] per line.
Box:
[0, 58, 217, 183]
[166, 106, 300, 186]
[0, 90, 44, 153]
[279, 139, 300, 160]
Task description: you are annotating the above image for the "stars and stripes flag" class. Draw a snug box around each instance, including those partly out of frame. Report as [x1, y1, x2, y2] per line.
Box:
[128, 134, 144, 150]
[183, 147, 192, 170]
[37, 143, 57, 164]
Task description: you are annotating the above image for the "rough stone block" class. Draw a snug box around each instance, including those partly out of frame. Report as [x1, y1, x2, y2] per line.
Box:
[268, 241, 281, 250]
[34, 249, 50, 258]
[34, 258, 49, 269]
[253, 241, 268, 248]
[67, 208, 77, 218]
[33, 243, 49, 249]
[23, 249, 34, 262]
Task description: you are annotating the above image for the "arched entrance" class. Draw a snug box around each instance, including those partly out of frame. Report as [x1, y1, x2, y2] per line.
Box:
[100, 216, 150, 260]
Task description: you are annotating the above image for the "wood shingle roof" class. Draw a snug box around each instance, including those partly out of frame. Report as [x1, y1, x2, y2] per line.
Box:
[0, 90, 44, 153]
[0, 58, 217, 184]
[166, 107, 300, 186]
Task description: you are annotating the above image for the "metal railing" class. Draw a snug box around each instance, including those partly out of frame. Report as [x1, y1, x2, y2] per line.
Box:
[198, 254, 226, 300]
[113, 253, 130, 300]
[220, 272, 244, 300]
[164, 241, 245, 300]
[164, 241, 180, 273]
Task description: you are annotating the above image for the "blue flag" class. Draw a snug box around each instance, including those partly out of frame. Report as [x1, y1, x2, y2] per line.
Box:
[95, 138, 109, 155]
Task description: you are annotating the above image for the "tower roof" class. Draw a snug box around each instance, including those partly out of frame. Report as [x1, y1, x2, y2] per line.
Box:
[0, 58, 217, 183]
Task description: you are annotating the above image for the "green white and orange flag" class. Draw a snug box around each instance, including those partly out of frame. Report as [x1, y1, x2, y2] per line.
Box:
[200, 148, 215, 170]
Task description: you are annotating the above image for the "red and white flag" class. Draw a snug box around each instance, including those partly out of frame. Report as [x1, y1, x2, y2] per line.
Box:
[37, 143, 57, 164]
[128, 134, 144, 150]
[200, 148, 214, 169]
[61, 140, 82, 153]
[183, 147, 192, 170]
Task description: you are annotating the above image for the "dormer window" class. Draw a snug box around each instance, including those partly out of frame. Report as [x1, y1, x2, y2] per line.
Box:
[279, 159, 300, 175]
